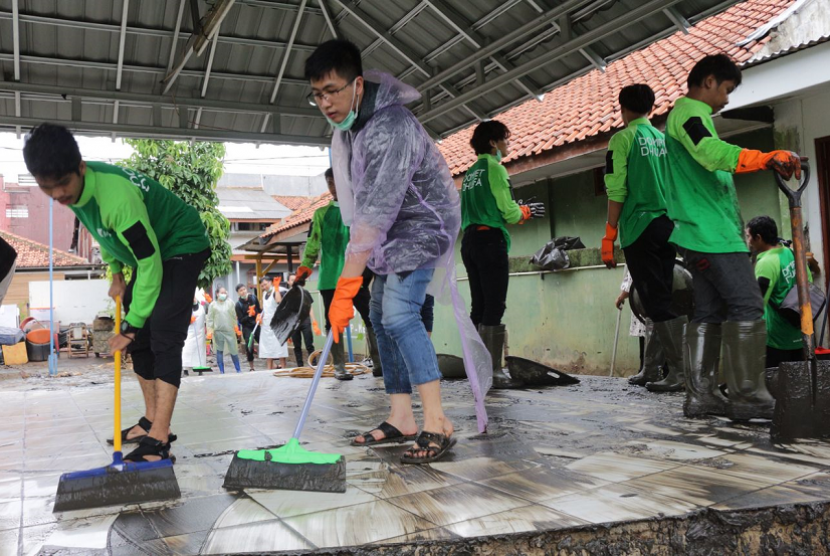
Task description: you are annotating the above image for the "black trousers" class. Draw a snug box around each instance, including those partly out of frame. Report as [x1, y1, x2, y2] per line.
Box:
[126, 248, 210, 389]
[321, 268, 373, 331]
[291, 319, 314, 365]
[623, 215, 677, 323]
[766, 346, 803, 368]
[461, 227, 509, 327]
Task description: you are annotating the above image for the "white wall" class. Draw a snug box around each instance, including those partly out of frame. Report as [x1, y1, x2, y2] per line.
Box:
[29, 279, 110, 325]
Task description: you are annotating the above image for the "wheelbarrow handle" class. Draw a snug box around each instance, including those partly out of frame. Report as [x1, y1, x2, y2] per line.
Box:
[774, 160, 811, 208]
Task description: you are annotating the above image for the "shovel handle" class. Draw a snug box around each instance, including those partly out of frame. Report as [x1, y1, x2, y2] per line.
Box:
[292, 331, 334, 440]
[114, 297, 122, 455]
[774, 161, 811, 208]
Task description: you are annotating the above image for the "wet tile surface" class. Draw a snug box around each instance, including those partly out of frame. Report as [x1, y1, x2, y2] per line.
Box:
[3, 372, 830, 554]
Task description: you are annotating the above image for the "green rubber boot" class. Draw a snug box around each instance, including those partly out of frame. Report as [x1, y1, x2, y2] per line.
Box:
[629, 319, 665, 387]
[331, 339, 353, 381]
[479, 324, 523, 389]
[723, 321, 775, 421]
[366, 327, 383, 377]
[682, 322, 728, 418]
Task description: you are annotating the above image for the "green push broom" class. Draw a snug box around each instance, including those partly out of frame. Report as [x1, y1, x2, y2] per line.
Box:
[53, 297, 181, 512]
[223, 331, 346, 493]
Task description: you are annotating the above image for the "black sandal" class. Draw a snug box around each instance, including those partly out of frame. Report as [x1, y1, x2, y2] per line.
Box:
[351, 421, 417, 447]
[400, 431, 456, 465]
[123, 436, 175, 463]
[107, 417, 178, 445]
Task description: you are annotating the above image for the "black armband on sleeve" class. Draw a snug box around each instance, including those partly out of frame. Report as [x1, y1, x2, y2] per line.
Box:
[757, 277, 771, 298]
[605, 151, 614, 174]
[122, 222, 156, 260]
[683, 117, 712, 146]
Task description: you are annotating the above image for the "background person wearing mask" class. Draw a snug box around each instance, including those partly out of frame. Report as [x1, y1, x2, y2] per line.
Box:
[459, 120, 545, 389]
[181, 289, 207, 376]
[235, 283, 261, 371]
[207, 287, 242, 374]
[258, 276, 289, 370]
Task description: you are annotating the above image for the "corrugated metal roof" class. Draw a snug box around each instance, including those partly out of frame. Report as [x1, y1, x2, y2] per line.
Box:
[0, 0, 745, 143]
[216, 185, 292, 220]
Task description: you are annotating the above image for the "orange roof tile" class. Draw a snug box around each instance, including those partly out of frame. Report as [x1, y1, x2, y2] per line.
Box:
[0, 229, 89, 269]
[438, 0, 793, 176]
[261, 192, 334, 239]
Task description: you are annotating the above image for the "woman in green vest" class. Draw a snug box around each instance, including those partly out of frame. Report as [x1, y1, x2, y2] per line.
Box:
[459, 121, 545, 389]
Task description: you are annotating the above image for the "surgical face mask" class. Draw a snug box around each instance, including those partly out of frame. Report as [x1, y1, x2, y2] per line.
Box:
[326, 83, 360, 131]
[218, 293, 227, 301]
[494, 149, 503, 162]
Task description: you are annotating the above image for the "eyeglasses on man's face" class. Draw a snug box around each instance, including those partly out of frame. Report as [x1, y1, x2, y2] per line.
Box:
[307, 78, 356, 106]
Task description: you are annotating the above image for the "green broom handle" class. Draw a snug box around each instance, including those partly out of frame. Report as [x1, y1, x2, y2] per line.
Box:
[293, 331, 334, 439]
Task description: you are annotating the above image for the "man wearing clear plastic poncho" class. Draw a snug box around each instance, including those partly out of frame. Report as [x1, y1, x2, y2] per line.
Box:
[305, 40, 492, 464]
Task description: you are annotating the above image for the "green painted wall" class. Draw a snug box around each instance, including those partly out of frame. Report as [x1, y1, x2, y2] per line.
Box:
[430, 127, 785, 377]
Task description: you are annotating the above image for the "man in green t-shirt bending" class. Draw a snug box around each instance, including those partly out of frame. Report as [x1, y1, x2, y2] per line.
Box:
[296, 168, 377, 380]
[602, 84, 681, 393]
[746, 216, 807, 368]
[664, 54, 803, 421]
[23, 123, 210, 463]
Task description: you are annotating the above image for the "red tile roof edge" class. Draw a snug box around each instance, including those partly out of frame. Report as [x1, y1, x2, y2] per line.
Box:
[0, 229, 91, 269]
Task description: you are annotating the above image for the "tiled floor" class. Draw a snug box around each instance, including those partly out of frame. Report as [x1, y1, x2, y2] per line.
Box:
[3, 371, 830, 555]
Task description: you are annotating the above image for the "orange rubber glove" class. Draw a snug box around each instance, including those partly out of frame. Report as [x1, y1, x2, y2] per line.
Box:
[296, 266, 313, 282]
[235, 325, 242, 337]
[204, 293, 212, 303]
[312, 317, 322, 336]
[206, 330, 213, 340]
[518, 205, 532, 224]
[736, 150, 801, 180]
[601, 222, 618, 268]
[328, 276, 363, 343]
[247, 305, 256, 317]
[256, 313, 262, 324]
[190, 315, 196, 324]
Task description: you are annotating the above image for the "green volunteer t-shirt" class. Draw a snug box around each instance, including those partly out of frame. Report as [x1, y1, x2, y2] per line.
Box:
[71, 161, 209, 328]
[301, 201, 348, 291]
[604, 117, 668, 248]
[755, 247, 805, 350]
[664, 97, 745, 253]
[460, 153, 524, 251]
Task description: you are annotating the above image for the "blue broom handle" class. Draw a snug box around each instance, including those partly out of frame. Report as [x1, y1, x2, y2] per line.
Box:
[292, 331, 334, 439]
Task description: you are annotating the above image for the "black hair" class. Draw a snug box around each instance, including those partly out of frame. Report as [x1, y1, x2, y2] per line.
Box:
[22, 123, 83, 179]
[235, 283, 246, 293]
[304, 39, 363, 83]
[470, 120, 511, 156]
[324, 168, 334, 181]
[260, 275, 272, 283]
[687, 54, 742, 89]
[619, 84, 655, 115]
[746, 216, 779, 246]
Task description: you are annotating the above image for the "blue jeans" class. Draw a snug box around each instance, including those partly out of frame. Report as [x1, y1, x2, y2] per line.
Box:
[370, 269, 441, 394]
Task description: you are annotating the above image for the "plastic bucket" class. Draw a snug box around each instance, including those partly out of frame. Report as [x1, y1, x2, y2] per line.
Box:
[26, 329, 52, 344]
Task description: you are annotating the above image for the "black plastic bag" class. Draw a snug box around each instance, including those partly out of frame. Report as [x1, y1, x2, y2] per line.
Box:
[530, 236, 585, 271]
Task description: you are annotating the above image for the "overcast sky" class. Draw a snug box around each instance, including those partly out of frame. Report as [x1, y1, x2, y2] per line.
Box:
[0, 132, 330, 183]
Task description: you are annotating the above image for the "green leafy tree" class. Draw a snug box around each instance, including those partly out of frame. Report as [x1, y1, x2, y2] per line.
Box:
[120, 140, 232, 289]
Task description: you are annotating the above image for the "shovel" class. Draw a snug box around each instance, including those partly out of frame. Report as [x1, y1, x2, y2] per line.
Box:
[769, 161, 829, 441]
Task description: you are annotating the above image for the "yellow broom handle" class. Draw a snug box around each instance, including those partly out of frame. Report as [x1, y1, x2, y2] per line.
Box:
[114, 296, 122, 454]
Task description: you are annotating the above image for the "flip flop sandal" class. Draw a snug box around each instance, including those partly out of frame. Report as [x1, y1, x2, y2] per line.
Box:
[123, 436, 176, 464]
[107, 417, 178, 445]
[351, 421, 418, 447]
[400, 431, 456, 465]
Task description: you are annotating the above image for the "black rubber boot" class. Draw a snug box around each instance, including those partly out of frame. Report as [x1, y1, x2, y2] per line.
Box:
[331, 339, 353, 381]
[629, 319, 664, 386]
[681, 322, 728, 418]
[294, 347, 304, 368]
[646, 316, 686, 393]
[366, 327, 383, 377]
[479, 324, 523, 389]
[723, 321, 774, 421]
